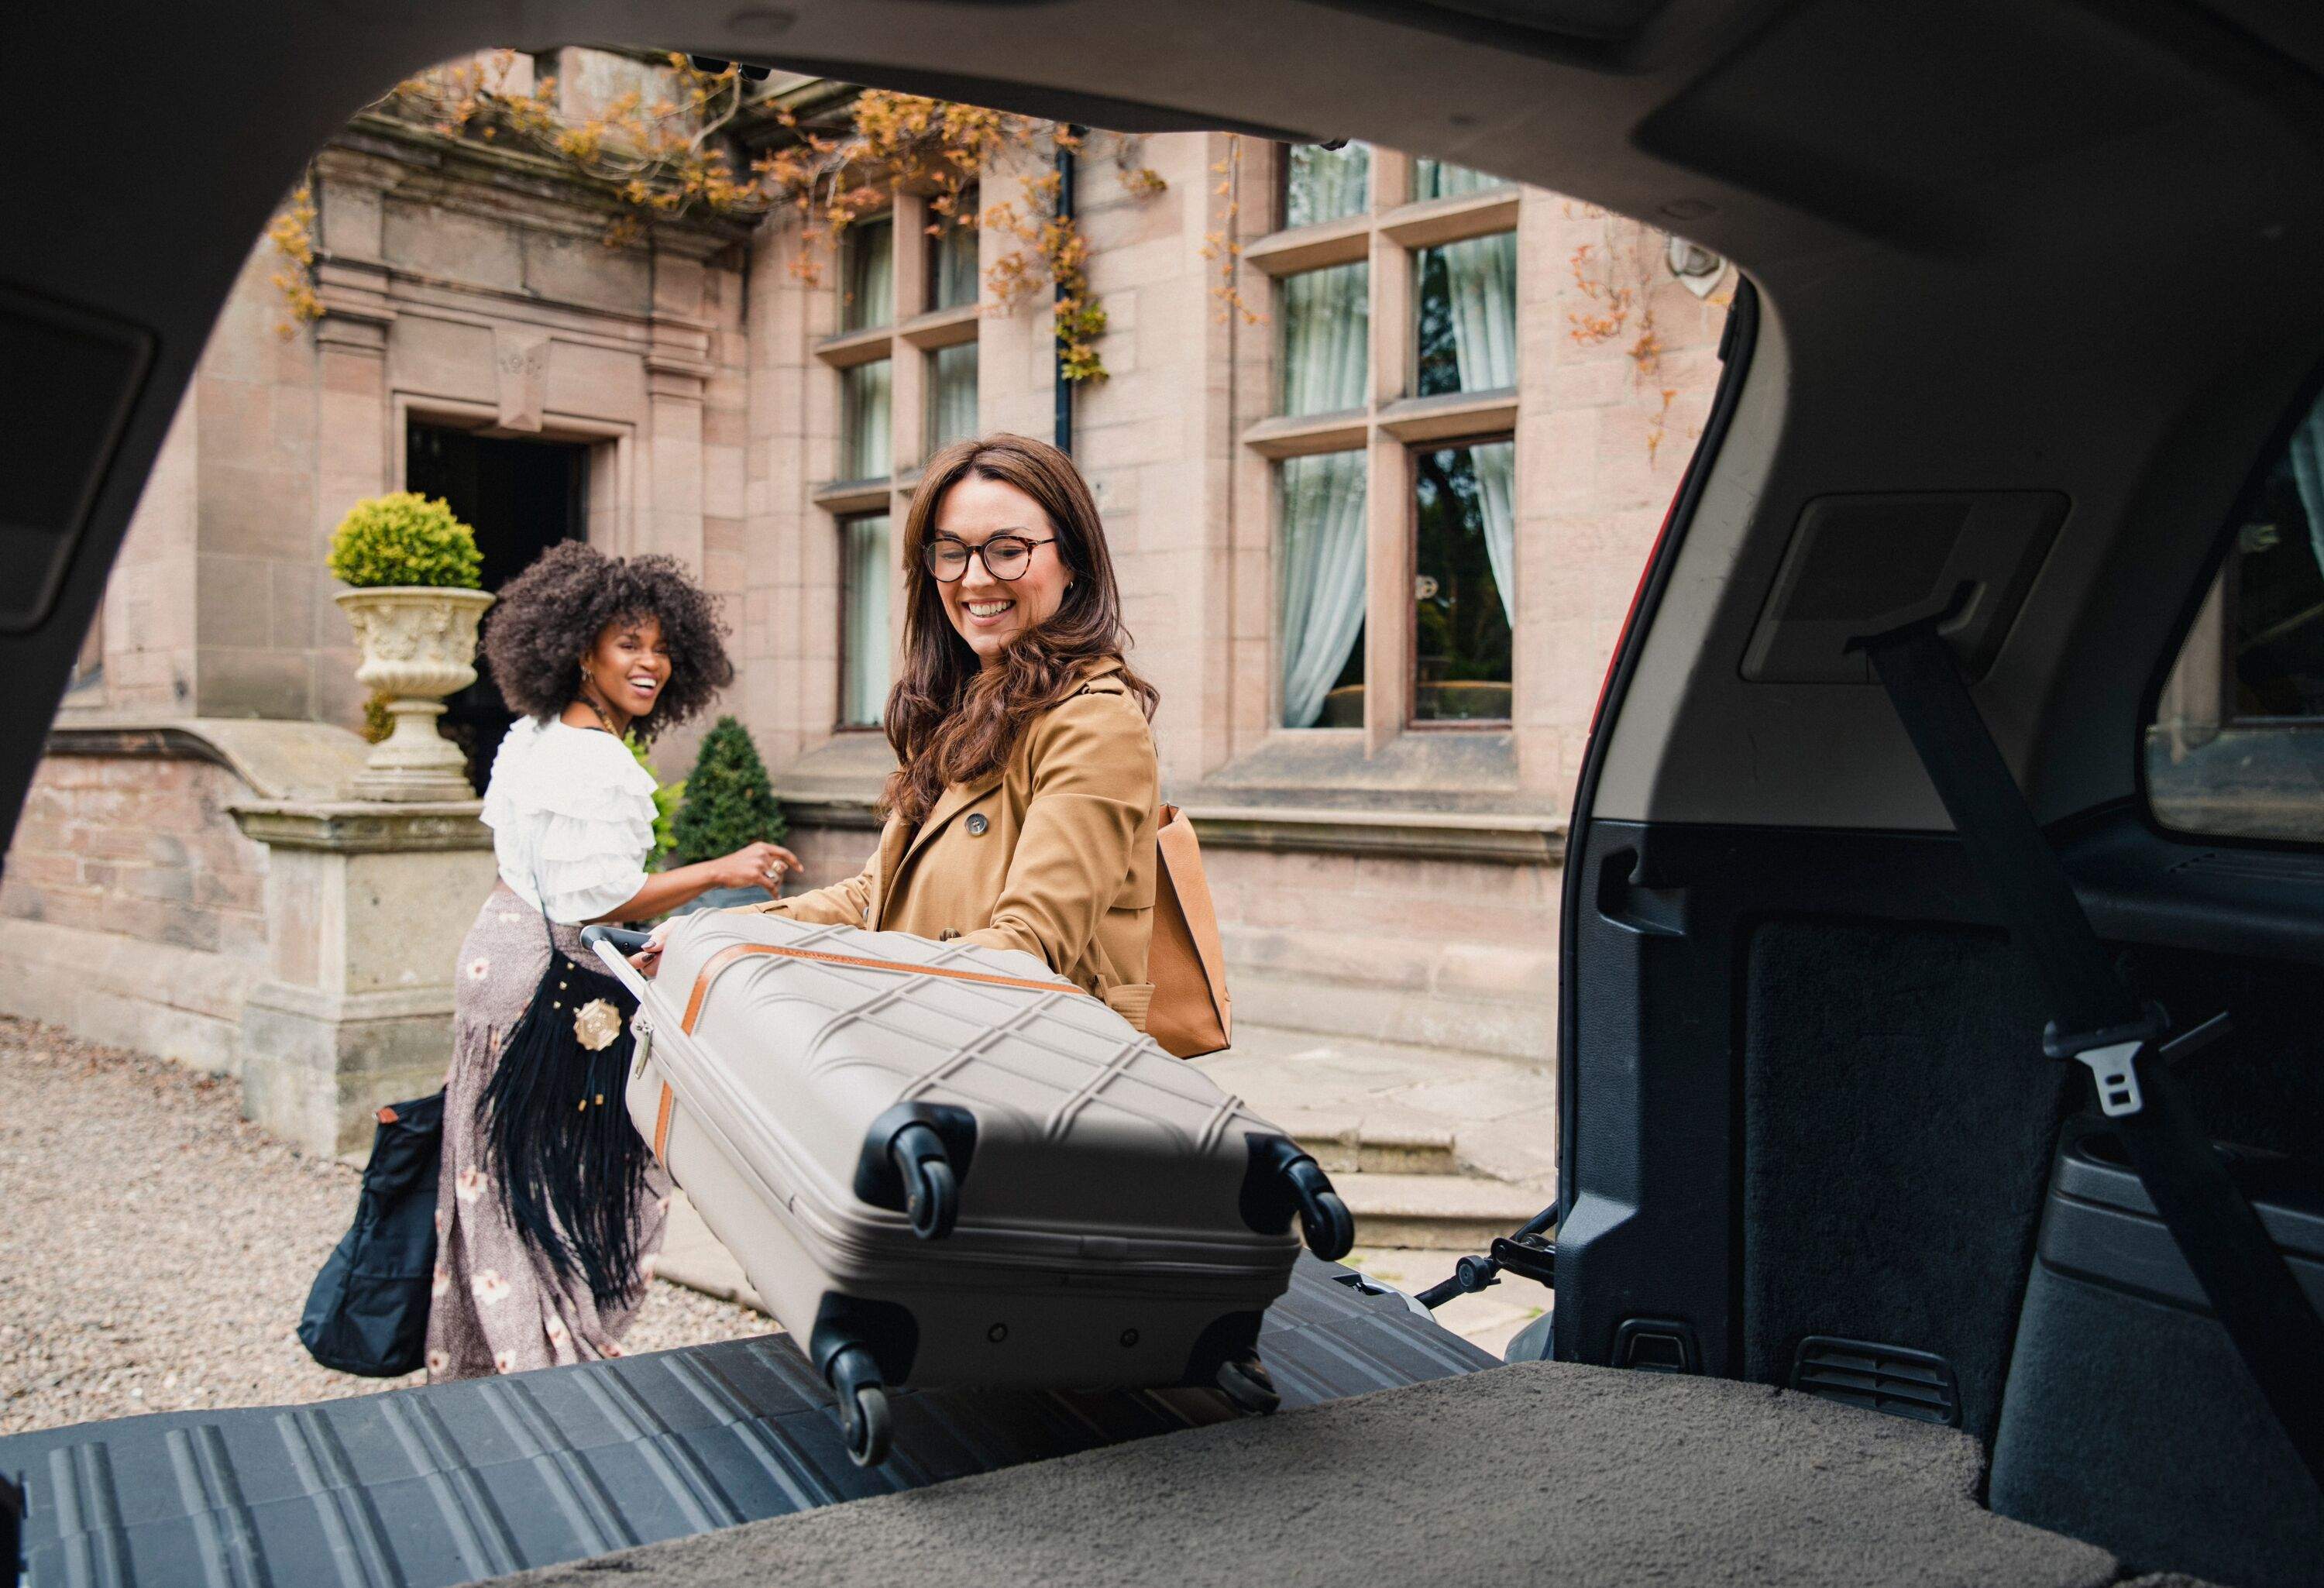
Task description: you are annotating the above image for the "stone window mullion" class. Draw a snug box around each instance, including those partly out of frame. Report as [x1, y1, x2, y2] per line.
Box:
[1367, 199, 1413, 746]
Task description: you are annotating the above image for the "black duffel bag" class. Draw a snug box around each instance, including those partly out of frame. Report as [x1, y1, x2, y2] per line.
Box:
[298, 1091, 444, 1377]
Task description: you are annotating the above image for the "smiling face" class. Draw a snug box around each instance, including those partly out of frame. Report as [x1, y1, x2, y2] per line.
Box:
[931, 473, 1073, 666]
[581, 614, 672, 725]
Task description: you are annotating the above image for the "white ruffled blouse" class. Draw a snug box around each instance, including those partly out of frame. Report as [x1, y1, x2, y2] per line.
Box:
[480, 717, 659, 924]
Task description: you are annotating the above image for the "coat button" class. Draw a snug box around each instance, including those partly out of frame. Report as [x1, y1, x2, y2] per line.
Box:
[965, 813, 989, 836]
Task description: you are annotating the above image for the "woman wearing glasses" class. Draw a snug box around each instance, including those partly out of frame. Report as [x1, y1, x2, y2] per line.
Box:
[641, 433, 1163, 1029]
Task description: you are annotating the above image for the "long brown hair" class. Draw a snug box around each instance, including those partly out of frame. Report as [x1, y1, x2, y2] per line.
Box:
[881, 435, 1157, 826]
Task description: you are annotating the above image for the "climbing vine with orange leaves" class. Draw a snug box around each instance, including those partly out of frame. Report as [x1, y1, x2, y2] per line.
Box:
[266, 184, 321, 337]
[1198, 136, 1265, 327]
[1565, 202, 1685, 464]
[267, 50, 1163, 382]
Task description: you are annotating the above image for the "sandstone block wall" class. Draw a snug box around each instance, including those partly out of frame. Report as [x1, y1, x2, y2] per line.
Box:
[0, 754, 270, 1073]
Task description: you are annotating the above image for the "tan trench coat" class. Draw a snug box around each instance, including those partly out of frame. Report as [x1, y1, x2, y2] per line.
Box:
[751, 658, 1162, 1029]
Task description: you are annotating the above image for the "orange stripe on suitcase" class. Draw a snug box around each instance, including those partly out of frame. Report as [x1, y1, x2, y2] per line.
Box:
[653, 1083, 675, 1159]
[679, 941, 1088, 1034]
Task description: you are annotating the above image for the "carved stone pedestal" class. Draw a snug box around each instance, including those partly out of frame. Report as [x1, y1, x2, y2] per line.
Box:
[230, 797, 497, 1156]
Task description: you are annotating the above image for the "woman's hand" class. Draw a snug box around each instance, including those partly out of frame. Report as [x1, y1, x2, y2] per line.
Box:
[711, 840, 803, 893]
[630, 919, 674, 976]
[599, 842, 805, 944]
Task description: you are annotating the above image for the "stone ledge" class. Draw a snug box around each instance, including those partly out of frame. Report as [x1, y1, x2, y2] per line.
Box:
[241, 981, 459, 1024]
[1184, 804, 1563, 865]
[229, 799, 492, 853]
[44, 716, 373, 801]
[776, 787, 1564, 863]
[779, 795, 886, 833]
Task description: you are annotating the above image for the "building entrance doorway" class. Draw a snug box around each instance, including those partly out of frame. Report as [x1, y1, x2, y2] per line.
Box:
[406, 421, 588, 792]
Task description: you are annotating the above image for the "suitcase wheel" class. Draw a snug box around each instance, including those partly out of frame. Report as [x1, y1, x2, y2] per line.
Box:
[892, 1123, 961, 1240]
[1245, 1136, 1357, 1260]
[842, 1382, 892, 1467]
[1281, 1161, 1356, 1261]
[826, 1343, 893, 1466]
[1215, 1353, 1281, 1417]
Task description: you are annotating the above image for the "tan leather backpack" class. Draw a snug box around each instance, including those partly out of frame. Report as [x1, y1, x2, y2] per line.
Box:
[1145, 805, 1232, 1059]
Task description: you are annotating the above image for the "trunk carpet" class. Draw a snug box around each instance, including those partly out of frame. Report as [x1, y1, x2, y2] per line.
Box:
[496, 1360, 2147, 1588]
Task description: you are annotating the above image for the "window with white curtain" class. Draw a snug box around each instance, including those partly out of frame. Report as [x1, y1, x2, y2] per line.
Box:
[1283, 143, 1371, 229]
[1278, 262, 1369, 418]
[840, 512, 892, 728]
[1413, 159, 1511, 201]
[841, 215, 894, 333]
[1253, 146, 1528, 738]
[1413, 439, 1514, 723]
[1415, 231, 1518, 399]
[928, 195, 979, 311]
[841, 359, 892, 481]
[1278, 450, 1369, 728]
[927, 341, 978, 454]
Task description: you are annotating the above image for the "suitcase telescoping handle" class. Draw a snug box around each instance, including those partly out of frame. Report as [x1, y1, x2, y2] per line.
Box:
[579, 926, 656, 1002]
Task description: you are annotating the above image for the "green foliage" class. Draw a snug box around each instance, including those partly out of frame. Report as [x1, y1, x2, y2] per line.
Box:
[668, 716, 785, 867]
[625, 733, 684, 867]
[361, 693, 394, 744]
[326, 492, 484, 589]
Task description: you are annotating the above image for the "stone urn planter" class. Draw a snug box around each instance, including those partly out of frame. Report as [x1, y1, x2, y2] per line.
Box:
[335, 586, 495, 801]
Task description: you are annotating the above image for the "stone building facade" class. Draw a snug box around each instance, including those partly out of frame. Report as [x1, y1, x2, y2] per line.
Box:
[3, 49, 1734, 1150]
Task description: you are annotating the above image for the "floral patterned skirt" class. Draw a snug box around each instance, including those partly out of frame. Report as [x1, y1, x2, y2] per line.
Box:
[425, 884, 671, 1382]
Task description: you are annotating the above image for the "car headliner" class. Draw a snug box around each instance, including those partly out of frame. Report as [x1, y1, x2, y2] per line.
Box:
[8, 0, 2324, 841]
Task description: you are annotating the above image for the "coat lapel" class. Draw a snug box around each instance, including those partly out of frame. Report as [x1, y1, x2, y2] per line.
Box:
[878, 658, 1125, 924]
[900, 769, 1005, 873]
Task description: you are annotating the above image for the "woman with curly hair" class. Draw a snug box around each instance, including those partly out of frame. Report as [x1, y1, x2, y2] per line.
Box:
[427, 541, 797, 1381]
[639, 435, 1164, 1030]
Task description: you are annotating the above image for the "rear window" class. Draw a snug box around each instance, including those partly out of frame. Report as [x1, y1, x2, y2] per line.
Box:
[2146, 392, 2324, 842]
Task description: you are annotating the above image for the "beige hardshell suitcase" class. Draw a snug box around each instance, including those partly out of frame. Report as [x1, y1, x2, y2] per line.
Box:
[585, 910, 1353, 1466]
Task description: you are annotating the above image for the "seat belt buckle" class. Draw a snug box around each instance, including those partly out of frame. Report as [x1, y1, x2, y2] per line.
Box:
[2071, 1039, 2145, 1117]
[2043, 1005, 2167, 1119]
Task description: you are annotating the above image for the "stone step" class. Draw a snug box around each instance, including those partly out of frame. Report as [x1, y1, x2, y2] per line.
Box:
[1335, 1173, 1549, 1251]
[1274, 1113, 1460, 1177]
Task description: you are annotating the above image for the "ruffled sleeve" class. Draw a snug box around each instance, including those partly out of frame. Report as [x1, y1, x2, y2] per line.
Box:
[483, 719, 660, 923]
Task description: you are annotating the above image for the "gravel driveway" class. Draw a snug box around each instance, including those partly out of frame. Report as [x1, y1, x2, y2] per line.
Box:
[0, 1016, 768, 1436]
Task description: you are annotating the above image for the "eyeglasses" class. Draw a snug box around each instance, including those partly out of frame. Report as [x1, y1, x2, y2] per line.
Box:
[923, 534, 1056, 583]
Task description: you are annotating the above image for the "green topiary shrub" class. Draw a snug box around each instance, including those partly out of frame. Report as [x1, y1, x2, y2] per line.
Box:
[669, 716, 786, 868]
[625, 733, 685, 868]
[326, 492, 484, 589]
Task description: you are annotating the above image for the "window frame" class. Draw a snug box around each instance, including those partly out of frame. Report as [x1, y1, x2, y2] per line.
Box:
[839, 212, 896, 335]
[813, 192, 986, 743]
[924, 337, 980, 456]
[1273, 257, 1370, 421]
[925, 185, 980, 315]
[2137, 360, 2324, 852]
[1277, 141, 1373, 232]
[834, 509, 894, 734]
[1404, 429, 1517, 731]
[1241, 146, 1523, 741]
[837, 357, 894, 485]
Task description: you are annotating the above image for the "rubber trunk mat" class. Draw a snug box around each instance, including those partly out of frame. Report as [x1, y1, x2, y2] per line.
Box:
[0, 1256, 1494, 1586]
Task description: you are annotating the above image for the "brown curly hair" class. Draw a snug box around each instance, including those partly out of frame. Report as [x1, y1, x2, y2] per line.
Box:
[483, 541, 734, 744]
